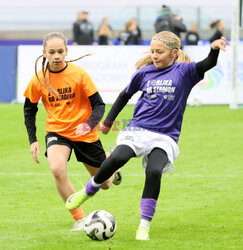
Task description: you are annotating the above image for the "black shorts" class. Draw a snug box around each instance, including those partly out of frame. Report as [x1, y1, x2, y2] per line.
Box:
[45, 132, 106, 168]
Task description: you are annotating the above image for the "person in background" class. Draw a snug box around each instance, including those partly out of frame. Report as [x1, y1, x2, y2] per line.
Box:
[185, 24, 200, 45]
[131, 18, 142, 44]
[23, 32, 121, 232]
[209, 19, 226, 43]
[98, 17, 114, 45]
[65, 31, 226, 240]
[154, 5, 187, 39]
[118, 20, 141, 45]
[72, 11, 94, 45]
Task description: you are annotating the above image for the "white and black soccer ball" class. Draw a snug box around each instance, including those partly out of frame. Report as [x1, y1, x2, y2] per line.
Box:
[187, 95, 202, 107]
[84, 210, 117, 241]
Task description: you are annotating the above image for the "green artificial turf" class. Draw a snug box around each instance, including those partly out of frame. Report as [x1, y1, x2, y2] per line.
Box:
[0, 103, 242, 249]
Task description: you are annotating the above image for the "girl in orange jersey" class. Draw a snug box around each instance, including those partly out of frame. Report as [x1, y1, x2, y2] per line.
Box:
[23, 32, 121, 231]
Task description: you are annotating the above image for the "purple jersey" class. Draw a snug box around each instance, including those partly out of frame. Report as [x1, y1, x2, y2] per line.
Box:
[126, 62, 203, 143]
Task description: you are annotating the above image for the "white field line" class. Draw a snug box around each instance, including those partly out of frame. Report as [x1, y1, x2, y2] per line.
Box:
[0, 172, 238, 178]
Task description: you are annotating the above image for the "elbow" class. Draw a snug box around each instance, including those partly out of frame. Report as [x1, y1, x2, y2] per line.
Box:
[101, 103, 105, 116]
[212, 60, 218, 68]
[119, 88, 132, 101]
[95, 103, 105, 118]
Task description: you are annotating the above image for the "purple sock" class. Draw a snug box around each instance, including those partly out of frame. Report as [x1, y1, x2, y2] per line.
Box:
[140, 198, 157, 221]
[85, 177, 102, 196]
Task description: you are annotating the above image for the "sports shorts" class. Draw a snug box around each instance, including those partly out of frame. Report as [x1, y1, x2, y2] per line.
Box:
[45, 132, 106, 168]
[116, 127, 180, 173]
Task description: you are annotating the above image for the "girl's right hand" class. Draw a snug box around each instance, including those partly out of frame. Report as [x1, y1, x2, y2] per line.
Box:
[100, 122, 111, 135]
[30, 141, 40, 164]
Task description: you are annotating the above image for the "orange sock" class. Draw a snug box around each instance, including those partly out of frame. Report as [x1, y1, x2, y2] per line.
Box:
[69, 206, 85, 221]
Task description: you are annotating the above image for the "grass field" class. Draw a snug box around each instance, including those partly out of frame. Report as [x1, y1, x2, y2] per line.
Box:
[0, 103, 242, 250]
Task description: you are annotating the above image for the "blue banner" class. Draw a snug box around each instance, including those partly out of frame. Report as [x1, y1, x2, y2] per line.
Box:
[0, 46, 17, 102]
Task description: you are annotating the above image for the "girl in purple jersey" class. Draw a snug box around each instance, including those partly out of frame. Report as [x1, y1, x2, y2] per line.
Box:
[65, 31, 226, 240]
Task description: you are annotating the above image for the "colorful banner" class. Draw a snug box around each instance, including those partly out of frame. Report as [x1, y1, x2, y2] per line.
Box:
[184, 45, 243, 104]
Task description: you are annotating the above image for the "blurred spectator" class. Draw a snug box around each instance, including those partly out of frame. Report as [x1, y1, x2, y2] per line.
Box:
[72, 11, 94, 45]
[209, 19, 226, 42]
[118, 20, 141, 45]
[98, 17, 114, 45]
[154, 5, 187, 39]
[185, 24, 200, 45]
[131, 18, 142, 44]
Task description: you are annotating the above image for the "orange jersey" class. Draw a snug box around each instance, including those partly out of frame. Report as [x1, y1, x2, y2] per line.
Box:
[24, 63, 99, 142]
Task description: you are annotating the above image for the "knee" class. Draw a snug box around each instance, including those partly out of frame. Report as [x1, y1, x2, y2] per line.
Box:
[146, 169, 162, 182]
[106, 153, 125, 167]
[50, 164, 67, 180]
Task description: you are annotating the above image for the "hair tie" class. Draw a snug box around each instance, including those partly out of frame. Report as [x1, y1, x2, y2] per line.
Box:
[152, 38, 176, 50]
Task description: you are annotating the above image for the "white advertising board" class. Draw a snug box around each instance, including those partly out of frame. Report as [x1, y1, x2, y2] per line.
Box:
[17, 45, 243, 105]
[17, 45, 148, 104]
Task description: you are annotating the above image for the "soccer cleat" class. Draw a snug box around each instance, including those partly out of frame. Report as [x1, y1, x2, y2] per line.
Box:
[65, 189, 92, 211]
[70, 217, 86, 232]
[135, 227, 150, 241]
[112, 170, 122, 185]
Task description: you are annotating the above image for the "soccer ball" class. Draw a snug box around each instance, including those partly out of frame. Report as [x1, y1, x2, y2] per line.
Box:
[84, 210, 117, 241]
[187, 95, 202, 107]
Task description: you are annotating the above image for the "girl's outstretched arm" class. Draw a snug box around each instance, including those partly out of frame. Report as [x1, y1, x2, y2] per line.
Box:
[196, 37, 226, 77]
[100, 88, 133, 134]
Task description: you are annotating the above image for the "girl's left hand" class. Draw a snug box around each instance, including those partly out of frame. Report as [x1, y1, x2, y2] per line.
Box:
[211, 36, 226, 51]
[75, 123, 91, 135]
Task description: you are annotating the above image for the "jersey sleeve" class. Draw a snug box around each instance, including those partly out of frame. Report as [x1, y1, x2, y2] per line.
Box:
[183, 62, 204, 88]
[126, 70, 144, 95]
[81, 69, 98, 97]
[23, 75, 42, 103]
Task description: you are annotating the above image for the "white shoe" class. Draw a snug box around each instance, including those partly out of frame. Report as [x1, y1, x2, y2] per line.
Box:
[136, 227, 150, 240]
[70, 217, 86, 232]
